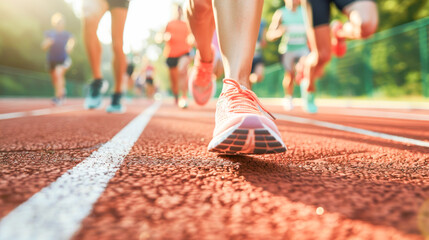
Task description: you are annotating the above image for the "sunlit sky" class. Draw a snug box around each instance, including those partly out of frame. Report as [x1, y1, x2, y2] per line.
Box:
[65, 0, 184, 56]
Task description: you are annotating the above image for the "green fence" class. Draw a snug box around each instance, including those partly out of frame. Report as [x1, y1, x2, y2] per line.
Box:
[254, 17, 429, 98]
[0, 65, 84, 97]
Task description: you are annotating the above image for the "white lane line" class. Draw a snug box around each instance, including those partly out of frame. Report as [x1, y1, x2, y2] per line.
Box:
[263, 98, 429, 110]
[0, 112, 26, 120]
[0, 105, 82, 120]
[275, 113, 429, 148]
[0, 101, 162, 240]
[335, 109, 429, 121]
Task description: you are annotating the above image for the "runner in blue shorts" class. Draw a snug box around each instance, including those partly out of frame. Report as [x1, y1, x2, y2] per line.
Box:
[42, 13, 75, 106]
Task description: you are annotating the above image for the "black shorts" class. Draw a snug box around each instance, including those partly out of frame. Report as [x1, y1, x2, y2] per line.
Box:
[146, 77, 153, 85]
[166, 52, 190, 68]
[251, 56, 264, 73]
[48, 58, 71, 71]
[308, 0, 374, 27]
[126, 64, 134, 76]
[107, 0, 130, 9]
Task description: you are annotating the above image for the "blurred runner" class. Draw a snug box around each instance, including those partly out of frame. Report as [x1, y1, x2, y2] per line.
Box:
[125, 60, 135, 100]
[82, 0, 130, 113]
[42, 13, 75, 106]
[186, 0, 286, 154]
[163, 5, 192, 109]
[249, 20, 267, 89]
[296, 0, 378, 113]
[141, 60, 156, 99]
[266, 0, 308, 111]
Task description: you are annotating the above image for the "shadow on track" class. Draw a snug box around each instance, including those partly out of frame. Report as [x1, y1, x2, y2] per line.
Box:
[220, 155, 428, 237]
[279, 126, 429, 154]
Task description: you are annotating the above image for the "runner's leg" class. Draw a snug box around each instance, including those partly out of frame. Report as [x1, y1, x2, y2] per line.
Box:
[111, 7, 128, 94]
[186, 0, 215, 63]
[177, 55, 191, 99]
[83, 6, 106, 80]
[213, 0, 264, 88]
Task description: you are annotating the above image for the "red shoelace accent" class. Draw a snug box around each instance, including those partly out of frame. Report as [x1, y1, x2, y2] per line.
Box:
[221, 79, 276, 120]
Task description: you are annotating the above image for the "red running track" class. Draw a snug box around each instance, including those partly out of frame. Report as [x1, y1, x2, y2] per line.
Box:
[0, 98, 428, 240]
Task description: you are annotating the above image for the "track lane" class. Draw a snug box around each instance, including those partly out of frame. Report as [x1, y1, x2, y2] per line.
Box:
[0, 99, 428, 239]
[268, 104, 429, 142]
[0, 99, 152, 219]
[0, 99, 84, 114]
[73, 101, 428, 240]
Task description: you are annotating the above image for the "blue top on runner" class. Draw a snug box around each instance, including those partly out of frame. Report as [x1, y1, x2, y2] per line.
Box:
[45, 30, 71, 62]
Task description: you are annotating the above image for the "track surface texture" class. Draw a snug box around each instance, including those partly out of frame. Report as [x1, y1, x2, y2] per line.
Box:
[0, 98, 428, 240]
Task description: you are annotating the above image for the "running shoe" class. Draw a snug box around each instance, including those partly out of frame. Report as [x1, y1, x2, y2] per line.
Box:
[331, 20, 347, 57]
[178, 97, 188, 109]
[106, 104, 125, 113]
[106, 93, 125, 113]
[300, 78, 318, 114]
[84, 79, 104, 109]
[208, 79, 286, 154]
[282, 96, 294, 111]
[51, 97, 63, 106]
[189, 48, 216, 106]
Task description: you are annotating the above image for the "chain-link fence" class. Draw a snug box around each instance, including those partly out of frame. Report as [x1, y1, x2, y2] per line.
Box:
[253, 17, 429, 99]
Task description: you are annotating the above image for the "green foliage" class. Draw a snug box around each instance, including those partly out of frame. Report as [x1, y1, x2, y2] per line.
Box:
[0, 0, 89, 84]
[258, 0, 429, 98]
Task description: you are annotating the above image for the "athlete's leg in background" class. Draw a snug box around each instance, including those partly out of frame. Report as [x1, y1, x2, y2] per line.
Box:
[56, 66, 67, 97]
[213, 0, 263, 88]
[302, 0, 331, 92]
[83, 6, 107, 80]
[177, 55, 191, 99]
[111, 8, 128, 94]
[50, 68, 59, 98]
[186, 0, 215, 63]
[168, 67, 179, 101]
[283, 70, 295, 97]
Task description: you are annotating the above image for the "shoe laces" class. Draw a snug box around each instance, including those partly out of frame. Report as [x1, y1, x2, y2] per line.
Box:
[221, 79, 275, 120]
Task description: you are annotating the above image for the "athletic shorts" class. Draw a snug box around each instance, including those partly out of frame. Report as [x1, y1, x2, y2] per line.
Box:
[166, 52, 190, 68]
[308, 0, 374, 27]
[83, 0, 129, 17]
[251, 56, 264, 73]
[126, 65, 134, 76]
[146, 77, 154, 85]
[106, 0, 129, 9]
[281, 48, 308, 72]
[49, 58, 72, 71]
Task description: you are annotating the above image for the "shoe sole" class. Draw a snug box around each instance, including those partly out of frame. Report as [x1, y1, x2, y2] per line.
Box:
[208, 115, 286, 155]
[106, 106, 126, 114]
[84, 98, 104, 110]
